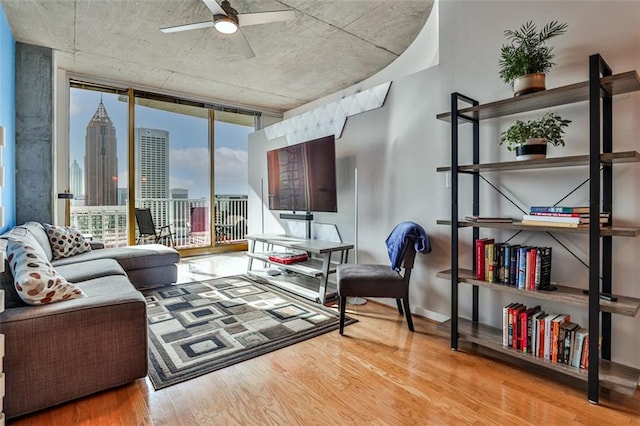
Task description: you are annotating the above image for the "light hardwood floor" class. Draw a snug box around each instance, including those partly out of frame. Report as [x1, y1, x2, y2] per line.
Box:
[9, 253, 640, 425]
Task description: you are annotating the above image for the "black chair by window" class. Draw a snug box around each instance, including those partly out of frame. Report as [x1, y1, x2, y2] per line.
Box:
[336, 222, 430, 335]
[134, 208, 175, 247]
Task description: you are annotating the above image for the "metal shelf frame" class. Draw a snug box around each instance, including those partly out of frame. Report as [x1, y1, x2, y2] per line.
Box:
[440, 54, 636, 404]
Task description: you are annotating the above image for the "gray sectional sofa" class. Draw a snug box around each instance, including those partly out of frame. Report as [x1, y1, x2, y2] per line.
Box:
[0, 222, 180, 419]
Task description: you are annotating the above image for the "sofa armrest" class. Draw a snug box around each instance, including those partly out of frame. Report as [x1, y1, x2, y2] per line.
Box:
[89, 240, 105, 250]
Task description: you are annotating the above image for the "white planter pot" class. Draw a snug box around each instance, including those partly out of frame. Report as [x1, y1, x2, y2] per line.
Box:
[515, 138, 547, 160]
[513, 73, 546, 97]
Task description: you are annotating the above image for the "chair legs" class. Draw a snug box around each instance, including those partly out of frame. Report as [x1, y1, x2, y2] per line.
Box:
[402, 297, 414, 332]
[339, 296, 413, 334]
[339, 296, 347, 335]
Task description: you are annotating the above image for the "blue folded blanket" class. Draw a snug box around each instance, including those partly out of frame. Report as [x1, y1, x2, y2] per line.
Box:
[385, 221, 431, 271]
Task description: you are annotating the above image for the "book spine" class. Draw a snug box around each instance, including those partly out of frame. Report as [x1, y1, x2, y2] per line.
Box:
[534, 248, 542, 290]
[486, 243, 495, 283]
[526, 309, 536, 354]
[509, 245, 519, 286]
[563, 326, 575, 365]
[523, 214, 581, 224]
[552, 320, 560, 363]
[530, 206, 588, 213]
[544, 315, 556, 360]
[517, 247, 527, 289]
[580, 336, 590, 369]
[528, 248, 537, 290]
[525, 249, 532, 290]
[537, 315, 546, 358]
[529, 212, 581, 217]
[540, 247, 552, 288]
[503, 303, 513, 346]
[520, 310, 528, 353]
[511, 306, 523, 350]
[498, 244, 505, 283]
[503, 244, 511, 285]
[572, 331, 587, 368]
[475, 239, 486, 280]
[557, 325, 566, 364]
[508, 304, 520, 347]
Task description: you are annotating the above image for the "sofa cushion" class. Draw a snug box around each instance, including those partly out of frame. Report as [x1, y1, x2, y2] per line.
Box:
[55, 258, 126, 283]
[22, 221, 54, 261]
[6, 233, 86, 305]
[51, 244, 180, 272]
[43, 224, 92, 259]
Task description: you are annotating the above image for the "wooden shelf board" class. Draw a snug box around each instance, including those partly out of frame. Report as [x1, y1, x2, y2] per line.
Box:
[436, 71, 640, 122]
[436, 151, 640, 173]
[436, 219, 640, 237]
[437, 268, 640, 317]
[247, 252, 338, 277]
[438, 318, 640, 395]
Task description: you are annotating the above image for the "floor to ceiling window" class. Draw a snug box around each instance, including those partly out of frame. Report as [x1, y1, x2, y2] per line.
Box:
[67, 82, 257, 253]
[68, 87, 129, 247]
[133, 97, 211, 250]
[213, 111, 253, 245]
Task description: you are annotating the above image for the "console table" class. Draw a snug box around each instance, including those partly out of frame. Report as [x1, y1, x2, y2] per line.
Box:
[245, 234, 353, 304]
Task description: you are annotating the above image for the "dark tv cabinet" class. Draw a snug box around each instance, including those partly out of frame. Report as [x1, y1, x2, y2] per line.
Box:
[436, 54, 640, 403]
[245, 233, 353, 304]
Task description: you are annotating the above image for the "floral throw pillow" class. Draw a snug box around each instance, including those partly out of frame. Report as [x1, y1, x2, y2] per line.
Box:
[43, 224, 92, 260]
[6, 233, 86, 305]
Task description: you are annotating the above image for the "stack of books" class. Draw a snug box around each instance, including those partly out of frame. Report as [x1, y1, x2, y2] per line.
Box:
[503, 302, 593, 369]
[267, 250, 308, 264]
[521, 206, 610, 228]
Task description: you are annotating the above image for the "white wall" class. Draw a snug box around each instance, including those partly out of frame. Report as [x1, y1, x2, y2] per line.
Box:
[248, 0, 640, 368]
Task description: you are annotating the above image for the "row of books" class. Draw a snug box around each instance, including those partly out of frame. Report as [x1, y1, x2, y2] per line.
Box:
[475, 239, 553, 290]
[523, 206, 610, 228]
[503, 302, 591, 369]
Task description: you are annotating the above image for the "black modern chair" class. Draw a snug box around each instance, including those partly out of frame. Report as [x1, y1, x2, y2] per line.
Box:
[134, 208, 175, 247]
[336, 221, 431, 334]
[337, 241, 418, 334]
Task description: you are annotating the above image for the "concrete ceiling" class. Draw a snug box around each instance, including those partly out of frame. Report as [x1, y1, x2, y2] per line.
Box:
[1, 0, 433, 114]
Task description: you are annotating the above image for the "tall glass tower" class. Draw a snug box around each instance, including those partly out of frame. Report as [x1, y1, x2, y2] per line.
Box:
[69, 159, 83, 200]
[84, 99, 118, 206]
[135, 127, 170, 225]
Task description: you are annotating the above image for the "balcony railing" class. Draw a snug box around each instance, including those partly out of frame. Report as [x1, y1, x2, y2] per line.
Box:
[70, 195, 248, 249]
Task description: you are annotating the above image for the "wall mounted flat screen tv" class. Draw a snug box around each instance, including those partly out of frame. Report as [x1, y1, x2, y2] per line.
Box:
[267, 135, 337, 212]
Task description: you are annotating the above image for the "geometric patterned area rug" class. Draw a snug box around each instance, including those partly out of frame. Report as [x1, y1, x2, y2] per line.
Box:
[143, 275, 356, 390]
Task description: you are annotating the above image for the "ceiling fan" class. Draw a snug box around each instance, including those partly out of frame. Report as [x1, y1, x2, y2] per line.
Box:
[161, 0, 297, 58]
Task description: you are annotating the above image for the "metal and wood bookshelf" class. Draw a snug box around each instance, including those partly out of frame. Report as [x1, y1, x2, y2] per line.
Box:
[436, 54, 640, 403]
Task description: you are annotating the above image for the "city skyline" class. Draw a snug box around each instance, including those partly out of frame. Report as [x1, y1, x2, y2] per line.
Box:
[70, 89, 253, 200]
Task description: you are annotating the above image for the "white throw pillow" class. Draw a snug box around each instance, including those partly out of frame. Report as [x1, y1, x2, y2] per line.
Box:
[43, 224, 92, 260]
[6, 232, 86, 305]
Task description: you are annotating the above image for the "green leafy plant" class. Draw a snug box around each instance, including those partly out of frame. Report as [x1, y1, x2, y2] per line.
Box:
[498, 21, 568, 87]
[500, 112, 572, 151]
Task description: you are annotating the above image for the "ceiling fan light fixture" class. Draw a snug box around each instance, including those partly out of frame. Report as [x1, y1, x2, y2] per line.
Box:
[214, 14, 238, 34]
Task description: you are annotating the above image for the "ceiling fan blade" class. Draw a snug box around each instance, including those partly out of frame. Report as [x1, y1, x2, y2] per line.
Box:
[202, 0, 225, 16]
[238, 10, 296, 27]
[231, 30, 256, 59]
[161, 21, 214, 33]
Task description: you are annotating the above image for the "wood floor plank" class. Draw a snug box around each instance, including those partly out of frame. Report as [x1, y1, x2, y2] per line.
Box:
[8, 298, 640, 425]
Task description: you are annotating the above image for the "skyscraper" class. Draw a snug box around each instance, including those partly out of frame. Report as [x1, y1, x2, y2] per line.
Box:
[84, 99, 118, 206]
[135, 127, 170, 225]
[69, 159, 83, 200]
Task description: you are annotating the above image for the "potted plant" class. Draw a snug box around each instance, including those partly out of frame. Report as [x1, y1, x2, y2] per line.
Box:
[499, 21, 568, 96]
[500, 112, 571, 160]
